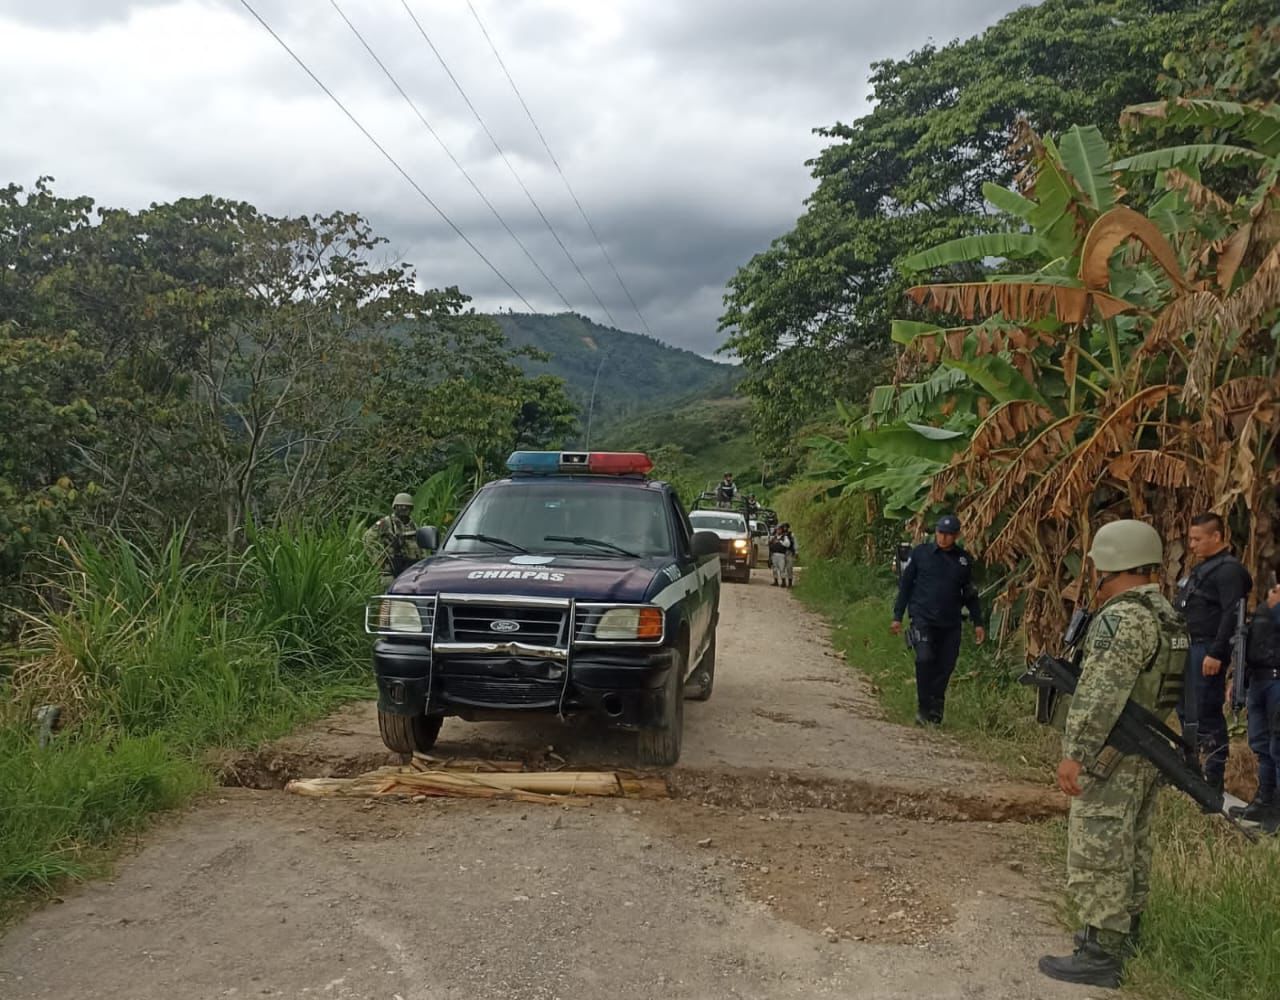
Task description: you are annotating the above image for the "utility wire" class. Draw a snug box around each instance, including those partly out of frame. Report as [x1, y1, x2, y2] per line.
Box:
[329, 0, 573, 311]
[401, 0, 617, 328]
[236, 0, 534, 310]
[464, 0, 654, 337]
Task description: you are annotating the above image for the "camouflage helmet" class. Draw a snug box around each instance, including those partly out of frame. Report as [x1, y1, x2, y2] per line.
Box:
[392, 493, 413, 508]
[1088, 519, 1162, 572]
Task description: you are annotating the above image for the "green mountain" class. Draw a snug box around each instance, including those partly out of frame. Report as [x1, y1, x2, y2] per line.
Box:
[490, 312, 741, 439]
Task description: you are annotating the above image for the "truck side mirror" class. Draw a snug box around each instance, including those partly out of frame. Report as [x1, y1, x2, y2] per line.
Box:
[692, 531, 721, 558]
[417, 526, 439, 552]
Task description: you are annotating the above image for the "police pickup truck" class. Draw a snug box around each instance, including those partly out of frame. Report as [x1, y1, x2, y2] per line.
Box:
[366, 451, 722, 766]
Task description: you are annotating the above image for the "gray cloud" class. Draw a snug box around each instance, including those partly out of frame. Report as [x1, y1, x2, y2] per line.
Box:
[0, 0, 1028, 356]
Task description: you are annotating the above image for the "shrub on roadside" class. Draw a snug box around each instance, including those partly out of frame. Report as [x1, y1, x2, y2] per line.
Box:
[0, 521, 375, 910]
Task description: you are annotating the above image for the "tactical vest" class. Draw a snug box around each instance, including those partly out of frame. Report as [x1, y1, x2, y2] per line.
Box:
[1247, 606, 1280, 672]
[1110, 587, 1189, 716]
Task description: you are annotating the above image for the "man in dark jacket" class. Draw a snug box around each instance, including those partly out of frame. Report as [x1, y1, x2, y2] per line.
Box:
[1233, 579, 1280, 830]
[891, 514, 986, 725]
[1174, 513, 1253, 792]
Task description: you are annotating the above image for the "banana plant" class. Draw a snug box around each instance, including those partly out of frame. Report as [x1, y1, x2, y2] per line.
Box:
[833, 108, 1279, 651]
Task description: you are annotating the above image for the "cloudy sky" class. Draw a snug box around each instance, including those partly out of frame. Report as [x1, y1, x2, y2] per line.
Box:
[0, 0, 1026, 355]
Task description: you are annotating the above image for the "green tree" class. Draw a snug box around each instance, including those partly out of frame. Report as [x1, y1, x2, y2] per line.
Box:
[719, 0, 1276, 452]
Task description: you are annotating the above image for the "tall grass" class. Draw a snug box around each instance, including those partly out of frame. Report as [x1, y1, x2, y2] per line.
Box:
[793, 554, 1280, 999]
[0, 521, 376, 912]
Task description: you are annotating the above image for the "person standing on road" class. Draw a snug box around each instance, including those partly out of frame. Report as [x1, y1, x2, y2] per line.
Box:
[891, 514, 985, 726]
[1233, 579, 1280, 831]
[769, 523, 797, 588]
[1039, 520, 1190, 989]
[1174, 512, 1253, 793]
[364, 492, 422, 586]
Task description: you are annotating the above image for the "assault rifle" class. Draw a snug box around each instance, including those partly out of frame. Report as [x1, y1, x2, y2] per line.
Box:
[1230, 598, 1248, 714]
[1020, 652, 1257, 841]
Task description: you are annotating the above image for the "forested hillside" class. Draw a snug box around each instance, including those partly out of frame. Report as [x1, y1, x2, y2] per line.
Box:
[492, 312, 741, 432]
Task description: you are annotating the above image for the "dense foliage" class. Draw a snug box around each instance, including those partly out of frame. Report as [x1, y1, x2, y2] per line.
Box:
[0, 184, 580, 617]
[813, 20, 1280, 651]
[719, 0, 1277, 453]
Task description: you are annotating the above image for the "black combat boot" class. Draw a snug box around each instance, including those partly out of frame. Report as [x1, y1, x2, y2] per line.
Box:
[1039, 927, 1123, 989]
[1075, 914, 1141, 958]
[1231, 788, 1276, 822]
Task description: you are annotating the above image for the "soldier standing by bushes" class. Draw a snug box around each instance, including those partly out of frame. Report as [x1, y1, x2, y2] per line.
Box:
[1174, 512, 1253, 794]
[364, 492, 421, 585]
[890, 514, 985, 726]
[1233, 578, 1280, 831]
[1039, 520, 1189, 989]
[769, 523, 797, 588]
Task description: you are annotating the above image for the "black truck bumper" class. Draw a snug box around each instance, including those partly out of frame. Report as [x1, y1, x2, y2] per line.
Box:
[373, 640, 678, 729]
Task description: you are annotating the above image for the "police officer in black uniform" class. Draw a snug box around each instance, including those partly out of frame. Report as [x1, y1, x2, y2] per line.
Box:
[1175, 512, 1253, 793]
[891, 514, 986, 726]
[1234, 579, 1280, 831]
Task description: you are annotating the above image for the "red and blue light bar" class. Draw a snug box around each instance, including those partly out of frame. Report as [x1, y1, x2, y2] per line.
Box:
[506, 451, 654, 476]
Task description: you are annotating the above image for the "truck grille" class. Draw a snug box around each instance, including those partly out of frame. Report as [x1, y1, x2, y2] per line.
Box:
[444, 677, 560, 708]
[447, 603, 566, 645]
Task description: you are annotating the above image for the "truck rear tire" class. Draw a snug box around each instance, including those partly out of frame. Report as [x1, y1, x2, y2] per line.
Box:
[637, 648, 685, 766]
[378, 710, 443, 755]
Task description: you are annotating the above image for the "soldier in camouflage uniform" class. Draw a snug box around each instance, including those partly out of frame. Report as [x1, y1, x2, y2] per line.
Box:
[1039, 520, 1189, 989]
[364, 492, 422, 586]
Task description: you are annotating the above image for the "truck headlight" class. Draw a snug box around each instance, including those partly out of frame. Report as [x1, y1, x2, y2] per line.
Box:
[732, 538, 750, 550]
[595, 606, 663, 640]
[385, 599, 424, 633]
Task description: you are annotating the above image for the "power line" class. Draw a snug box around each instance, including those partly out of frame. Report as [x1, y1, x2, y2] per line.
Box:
[464, 0, 654, 337]
[400, 0, 618, 329]
[236, 0, 534, 310]
[329, 0, 574, 312]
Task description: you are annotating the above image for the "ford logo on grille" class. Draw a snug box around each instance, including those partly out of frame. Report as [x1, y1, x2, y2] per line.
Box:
[489, 619, 521, 633]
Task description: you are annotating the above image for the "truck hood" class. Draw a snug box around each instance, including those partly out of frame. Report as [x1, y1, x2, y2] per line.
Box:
[697, 527, 749, 541]
[389, 553, 670, 603]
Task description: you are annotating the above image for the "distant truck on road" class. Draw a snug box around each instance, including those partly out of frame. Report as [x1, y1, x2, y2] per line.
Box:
[366, 451, 722, 766]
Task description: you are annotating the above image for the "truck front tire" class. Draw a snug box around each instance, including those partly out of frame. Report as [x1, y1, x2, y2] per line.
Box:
[637, 648, 685, 766]
[378, 710, 443, 755]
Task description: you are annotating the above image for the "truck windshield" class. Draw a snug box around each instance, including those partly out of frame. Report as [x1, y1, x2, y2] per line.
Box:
[690, 513, 746, 533]
[443, 482, 672, 557]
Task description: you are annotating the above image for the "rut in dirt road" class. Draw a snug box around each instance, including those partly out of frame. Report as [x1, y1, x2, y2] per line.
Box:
[0, 574, 1080, 1000]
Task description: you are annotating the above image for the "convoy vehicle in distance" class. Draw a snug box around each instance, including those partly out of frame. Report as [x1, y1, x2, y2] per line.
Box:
[687, 508, 753, 583]
[748, 519, 771, 565]
[366, 451, 722, 766]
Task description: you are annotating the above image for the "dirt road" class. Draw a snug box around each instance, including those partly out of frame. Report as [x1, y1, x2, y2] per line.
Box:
[0, 576, 1083, 1000]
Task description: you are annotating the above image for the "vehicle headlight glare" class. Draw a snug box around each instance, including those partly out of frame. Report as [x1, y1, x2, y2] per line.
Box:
[733, 539, 749, 549]
[386, 599, 424, 633]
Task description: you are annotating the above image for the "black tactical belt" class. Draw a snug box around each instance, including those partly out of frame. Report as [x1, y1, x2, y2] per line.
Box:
[1248, 667, 1280, 681]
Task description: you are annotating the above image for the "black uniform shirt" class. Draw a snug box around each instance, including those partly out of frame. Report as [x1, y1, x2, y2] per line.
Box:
[893, 542, 984, 629]
[1178, 549, 1253, 661]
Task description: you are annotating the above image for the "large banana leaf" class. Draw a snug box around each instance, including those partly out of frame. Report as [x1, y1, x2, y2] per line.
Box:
[1028, 138, 1084, 259]
[855, 449, 948, 519]
[1112, 144, 1268, 172]
[1059, 125, 1117, 213]
[890, 319, 943, 347]
[982, 182, 1038, 221]
[941, 353, 1048, 407]
[900, 233, 1045, 272]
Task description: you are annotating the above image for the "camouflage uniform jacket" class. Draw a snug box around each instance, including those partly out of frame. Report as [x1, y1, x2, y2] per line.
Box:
[1063, 584, 1188, 772]
[363, 514, 421, 576]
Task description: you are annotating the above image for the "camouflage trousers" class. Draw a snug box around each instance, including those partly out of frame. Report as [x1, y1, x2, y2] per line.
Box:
[1066, 754, 1160, 953]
